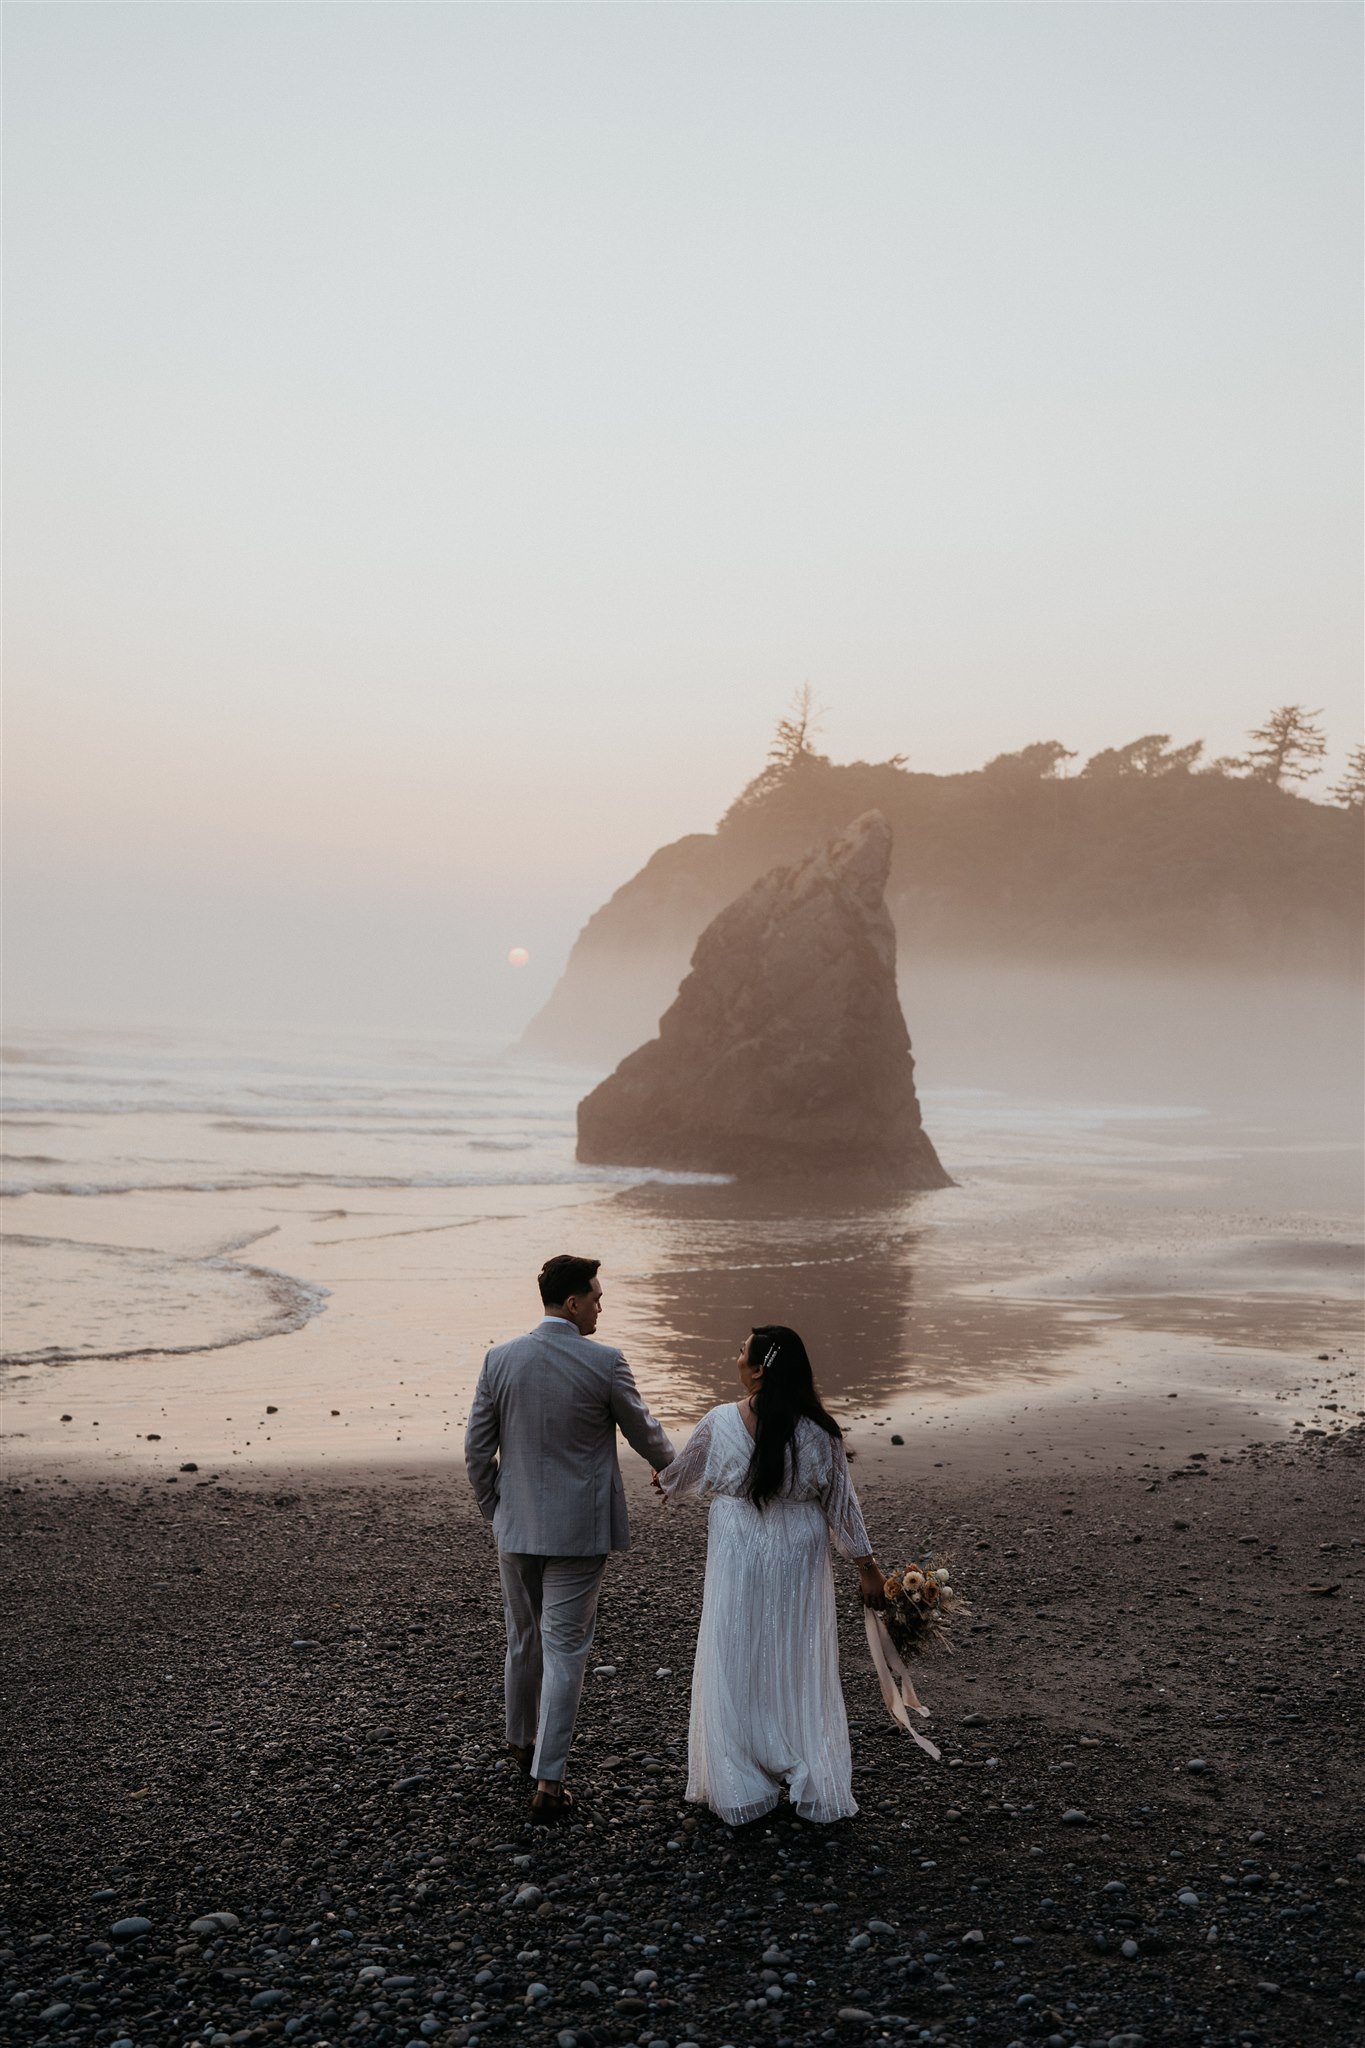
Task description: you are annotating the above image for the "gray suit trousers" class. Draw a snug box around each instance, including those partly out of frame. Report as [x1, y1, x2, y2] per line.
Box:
[498, 1550, 608, 1783]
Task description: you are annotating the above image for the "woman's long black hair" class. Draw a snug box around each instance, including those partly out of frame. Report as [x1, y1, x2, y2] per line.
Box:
[746, 1324, 841, 1509]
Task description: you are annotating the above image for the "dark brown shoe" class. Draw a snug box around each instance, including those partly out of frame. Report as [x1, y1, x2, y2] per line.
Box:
[529, 1783, 574, 1826]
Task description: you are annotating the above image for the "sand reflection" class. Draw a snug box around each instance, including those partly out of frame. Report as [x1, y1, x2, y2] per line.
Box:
[614, 1178, 1094, 1419]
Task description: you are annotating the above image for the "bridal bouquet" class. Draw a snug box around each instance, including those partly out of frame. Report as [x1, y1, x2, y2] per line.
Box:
[864, 1557, 968, 1758]
[881, 1557, 969, 1660]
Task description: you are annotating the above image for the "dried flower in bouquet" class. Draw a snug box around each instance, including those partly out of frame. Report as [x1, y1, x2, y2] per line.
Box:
[882, 1557, 970, 1661]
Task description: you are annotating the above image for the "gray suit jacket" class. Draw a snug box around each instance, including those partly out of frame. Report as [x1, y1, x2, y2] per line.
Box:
[464, 1319, 675, 1556]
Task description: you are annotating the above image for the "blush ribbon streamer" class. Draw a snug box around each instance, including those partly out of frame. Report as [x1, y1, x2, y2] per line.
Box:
[864, 1610, 942, 1760]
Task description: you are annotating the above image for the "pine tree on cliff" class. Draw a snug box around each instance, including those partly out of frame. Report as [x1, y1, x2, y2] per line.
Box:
[722, 686, 834, 820]
[1243, 705, 1328, 788]
[1327, 743, 1365, 810]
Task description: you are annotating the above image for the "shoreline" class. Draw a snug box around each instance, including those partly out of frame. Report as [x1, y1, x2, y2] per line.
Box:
[3, 1065, 1360, 1493]
[4, 1301, 1358, 1489]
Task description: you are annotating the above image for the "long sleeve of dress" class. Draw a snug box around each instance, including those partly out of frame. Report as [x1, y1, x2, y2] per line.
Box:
[657, 1412, 717, 1503]
[820, 1435, 873, 1559]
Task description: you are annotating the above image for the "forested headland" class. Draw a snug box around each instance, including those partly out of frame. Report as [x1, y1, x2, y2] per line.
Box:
[524, 701, 1364, 1066]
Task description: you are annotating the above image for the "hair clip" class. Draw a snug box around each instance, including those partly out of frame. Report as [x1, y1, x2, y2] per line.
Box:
[761, 1343, 779, 1371]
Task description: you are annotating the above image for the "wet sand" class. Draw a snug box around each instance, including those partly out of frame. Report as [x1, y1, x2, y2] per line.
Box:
[4, 1084, 1362, 1487]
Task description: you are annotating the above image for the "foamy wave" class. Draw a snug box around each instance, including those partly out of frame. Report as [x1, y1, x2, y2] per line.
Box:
[1, 1164, 728, 1199]
[0, 1235, 329, 1370]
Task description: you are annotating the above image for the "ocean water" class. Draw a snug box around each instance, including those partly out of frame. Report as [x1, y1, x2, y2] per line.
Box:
[0, 1025, 721, 1375]
[0, 1022, 1216, 1204]
[1, 1027, 659, 1200]
[2, 1026, 1359, 1450]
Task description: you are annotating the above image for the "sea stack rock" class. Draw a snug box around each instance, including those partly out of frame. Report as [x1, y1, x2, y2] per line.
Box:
[576, 811, 951, 1185]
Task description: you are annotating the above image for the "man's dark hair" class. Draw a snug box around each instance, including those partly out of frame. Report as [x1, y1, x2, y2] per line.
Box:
[538, 1254, 601, 1307]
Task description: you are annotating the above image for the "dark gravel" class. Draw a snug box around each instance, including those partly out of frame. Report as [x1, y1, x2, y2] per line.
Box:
[2, 1429, 1362, 2048]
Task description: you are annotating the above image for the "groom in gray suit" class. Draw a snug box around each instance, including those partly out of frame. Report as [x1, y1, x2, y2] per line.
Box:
[464, 1254, 675, 1818]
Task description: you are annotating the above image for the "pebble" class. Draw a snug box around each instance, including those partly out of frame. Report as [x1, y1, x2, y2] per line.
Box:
[593, 1664, 618, 1677]
[189, 1911, 241, 1935]
[109, 1917, 153, 1940]
[10, 1450, 1358, 2048]
[1060, 1808, 1089, 1825]
[1176, 1890, 1200, 1908]
[1185, 1757, 1211, 1774]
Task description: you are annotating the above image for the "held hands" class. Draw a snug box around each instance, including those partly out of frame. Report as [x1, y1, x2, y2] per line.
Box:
[857, 1559, 888, 1610]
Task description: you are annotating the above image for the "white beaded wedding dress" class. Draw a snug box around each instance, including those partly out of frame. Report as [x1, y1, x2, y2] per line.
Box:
[659, 1401, 873, 1825]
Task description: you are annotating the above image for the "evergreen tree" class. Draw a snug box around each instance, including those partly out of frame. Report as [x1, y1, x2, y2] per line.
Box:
[766, 683, 824, 774]
[1082, 734, 1204, 778]
[1327, 743, 1365, 810]
[1243, 705, 1327, 787]
[981, 741, 1076, 778]
[722, 686, 830, 821]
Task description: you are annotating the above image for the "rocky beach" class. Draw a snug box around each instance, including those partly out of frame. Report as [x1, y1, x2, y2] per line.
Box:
[3, 1428, 1362, 2048]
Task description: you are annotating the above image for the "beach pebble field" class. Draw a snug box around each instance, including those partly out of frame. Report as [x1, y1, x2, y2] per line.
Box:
[2, 1430, 1361, 2048]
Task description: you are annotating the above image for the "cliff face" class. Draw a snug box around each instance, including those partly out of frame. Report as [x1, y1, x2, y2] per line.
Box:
[576, 812, 951, 1187]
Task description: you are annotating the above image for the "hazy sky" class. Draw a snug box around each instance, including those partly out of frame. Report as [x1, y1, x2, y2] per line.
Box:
[6, 3, 1361, 1036]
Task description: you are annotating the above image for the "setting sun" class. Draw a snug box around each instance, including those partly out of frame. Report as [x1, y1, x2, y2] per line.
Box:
[507, 946, 530, 968]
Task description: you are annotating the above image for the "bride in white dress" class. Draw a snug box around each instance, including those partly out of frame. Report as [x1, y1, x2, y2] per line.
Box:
[658, 1324, 886, 1825]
